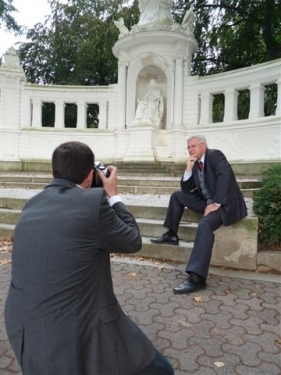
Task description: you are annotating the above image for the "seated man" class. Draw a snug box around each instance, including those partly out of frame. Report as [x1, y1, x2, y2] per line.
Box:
[151, 134, 247, 294]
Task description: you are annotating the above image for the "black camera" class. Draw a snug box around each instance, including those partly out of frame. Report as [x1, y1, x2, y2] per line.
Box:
[92, 162, 110, 188]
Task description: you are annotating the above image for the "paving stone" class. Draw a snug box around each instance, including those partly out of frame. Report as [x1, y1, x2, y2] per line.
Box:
[1, 249, 280, 375]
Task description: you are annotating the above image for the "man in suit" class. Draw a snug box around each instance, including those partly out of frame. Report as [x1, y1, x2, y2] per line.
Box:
[151, 134, 247, 294]
[5, 141, 174, 375]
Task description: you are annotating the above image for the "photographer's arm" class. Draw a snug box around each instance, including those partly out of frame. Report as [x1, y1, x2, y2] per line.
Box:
[97, 166, 142, 254]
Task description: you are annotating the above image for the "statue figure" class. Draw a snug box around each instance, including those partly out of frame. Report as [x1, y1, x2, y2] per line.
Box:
[181, 5, 196, 35]
[138, 0, 173, 26]
[114, 17, 129, 37]
[134, 79, 164, 127]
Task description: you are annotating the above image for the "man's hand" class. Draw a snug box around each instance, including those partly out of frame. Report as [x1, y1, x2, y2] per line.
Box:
[186, 155, 197, 172]
[204, 203, 220, 216]
[98, 166, 118, 198]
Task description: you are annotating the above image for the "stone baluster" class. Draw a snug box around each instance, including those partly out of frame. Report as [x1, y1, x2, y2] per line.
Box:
[249, 84, 265, 119]
[98, 101, 108, 129]
[276, 79, 281, 117]
[55, 100, 65, 128]
[199, 93, 213, 124]
[31, 99, 42, 127]
[77, 101, 86, 129]
[224, 89, 238, 122]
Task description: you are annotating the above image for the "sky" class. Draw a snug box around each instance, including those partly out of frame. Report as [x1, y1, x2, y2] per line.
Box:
[0, 0, 67, 57]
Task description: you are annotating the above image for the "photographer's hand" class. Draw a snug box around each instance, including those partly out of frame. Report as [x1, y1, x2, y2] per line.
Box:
[98, 166, 118, 198]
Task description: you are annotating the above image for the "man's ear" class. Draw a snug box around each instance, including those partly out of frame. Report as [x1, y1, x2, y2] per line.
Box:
[81, 169, 94, 189]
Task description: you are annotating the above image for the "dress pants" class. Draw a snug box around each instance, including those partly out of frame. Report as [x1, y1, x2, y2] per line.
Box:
[163, 190, 223, 279]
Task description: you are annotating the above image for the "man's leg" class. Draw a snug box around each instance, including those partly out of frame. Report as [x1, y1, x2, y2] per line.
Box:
[151, 191, 205, 245]
[173, 209, 222, 294]
[186, 209, 222, 279]
[164, 190, 205, 233]
[138, 349, 174, 375]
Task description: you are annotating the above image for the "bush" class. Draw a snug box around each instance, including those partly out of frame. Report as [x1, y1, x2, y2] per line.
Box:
[253, 164, 281, 247]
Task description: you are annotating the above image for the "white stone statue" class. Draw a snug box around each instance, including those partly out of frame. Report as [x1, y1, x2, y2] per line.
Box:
[133, 79, 164, 127]
[138, 0, 173, 26]
[114, 17, 129, 37]
[181, 5, 196, 35]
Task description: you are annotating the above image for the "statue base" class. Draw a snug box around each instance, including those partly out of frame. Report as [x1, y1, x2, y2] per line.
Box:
[123, 126, 155, 161]
[130, 119, 154, 127]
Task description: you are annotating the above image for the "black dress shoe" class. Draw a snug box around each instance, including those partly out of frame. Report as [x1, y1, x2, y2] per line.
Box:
[150, 231, 179, 245]
[173, 273, 206, 294]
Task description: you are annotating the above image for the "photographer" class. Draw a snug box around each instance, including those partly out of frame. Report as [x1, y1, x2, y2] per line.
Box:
[5, 141, 174, 375]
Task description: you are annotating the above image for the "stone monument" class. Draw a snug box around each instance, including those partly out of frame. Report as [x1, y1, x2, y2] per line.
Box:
[115, 1, 198, 159]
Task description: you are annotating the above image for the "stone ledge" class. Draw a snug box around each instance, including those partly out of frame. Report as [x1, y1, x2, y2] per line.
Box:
[212, 217, 258, 271]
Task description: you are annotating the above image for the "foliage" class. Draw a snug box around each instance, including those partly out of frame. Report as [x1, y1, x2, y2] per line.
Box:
[16, 0, 281, 85]
[237, 89, 250, 120]
[174, 0, 281, 75]
[253, 164, 281, 247]
[212, 94, 224, 122]
[18, 0, 138, 85]
[0, 0, 20, 32]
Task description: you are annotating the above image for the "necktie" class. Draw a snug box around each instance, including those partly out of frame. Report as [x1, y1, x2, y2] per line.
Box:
[198, 161, 204, 171]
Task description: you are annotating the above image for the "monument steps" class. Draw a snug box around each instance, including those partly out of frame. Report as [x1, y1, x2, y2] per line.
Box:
[0, 173, 260, 198]
[0, 172, 280, 274]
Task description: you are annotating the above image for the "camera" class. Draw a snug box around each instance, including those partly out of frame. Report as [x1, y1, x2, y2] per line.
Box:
[92, 162, 110, 188]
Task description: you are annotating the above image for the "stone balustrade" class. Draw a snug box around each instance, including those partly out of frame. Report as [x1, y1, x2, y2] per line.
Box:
[0, 47, 280, 165]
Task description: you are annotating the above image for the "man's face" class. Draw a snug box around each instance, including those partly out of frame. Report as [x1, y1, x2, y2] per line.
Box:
[187, 138, 207, 159]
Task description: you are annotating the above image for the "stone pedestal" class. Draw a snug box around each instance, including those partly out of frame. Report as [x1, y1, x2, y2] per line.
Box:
[123, 126, 155, 161]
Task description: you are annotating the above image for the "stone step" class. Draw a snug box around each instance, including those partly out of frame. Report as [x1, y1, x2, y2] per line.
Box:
[136, 217, 198, 241]
[136, 236, 193, 264]
[3, 161, 276, 178]
[0, 223, 15, 239]
[0, 199, 278, 273]
[0, 175, 260, 198]
[0, 197, 28, 210]
[0, 208, 21, 225]
[0, 185, 258, 199]
[0, 174, 261, 187]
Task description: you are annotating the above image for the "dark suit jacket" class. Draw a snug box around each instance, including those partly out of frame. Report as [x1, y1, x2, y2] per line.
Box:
[5, 179, 155, 375]
[181, 149, 247, 226]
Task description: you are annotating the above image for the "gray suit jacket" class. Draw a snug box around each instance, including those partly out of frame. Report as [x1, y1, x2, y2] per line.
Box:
[5, 179, 155, 375]
[181, 149, 247, 226]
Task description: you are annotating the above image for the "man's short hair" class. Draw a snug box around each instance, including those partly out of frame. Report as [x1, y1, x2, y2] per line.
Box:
[186, 134, 207, 145]
[52, 141, 95, 184]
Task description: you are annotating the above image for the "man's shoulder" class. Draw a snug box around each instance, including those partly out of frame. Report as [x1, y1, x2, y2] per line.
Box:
[207, 148, 224, 156]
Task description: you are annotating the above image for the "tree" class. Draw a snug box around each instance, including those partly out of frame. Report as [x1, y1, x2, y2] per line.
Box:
[0, 0, 20, 32]
[18, 0, 138, 85]
[193, 0, 281, 75]
[18, 0, 281, 84]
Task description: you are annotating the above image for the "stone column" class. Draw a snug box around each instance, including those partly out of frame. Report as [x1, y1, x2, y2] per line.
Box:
[32, 99, 42, 127]
[173, 51, 184, 128]
[0, 47, 26, 130]
[55, 100, 65, 128]
[199, 93, 213, 124]
[118, 61, 127, 128]
[99, 101, 108, 129]
[276, 79, 281, 117]
[77, 101, 87, 129]
[224, 89, 238, 122]
[249, 84, 265, 119]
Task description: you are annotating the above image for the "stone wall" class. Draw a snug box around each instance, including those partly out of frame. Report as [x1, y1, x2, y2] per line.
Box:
[0, 47, 280, 165]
